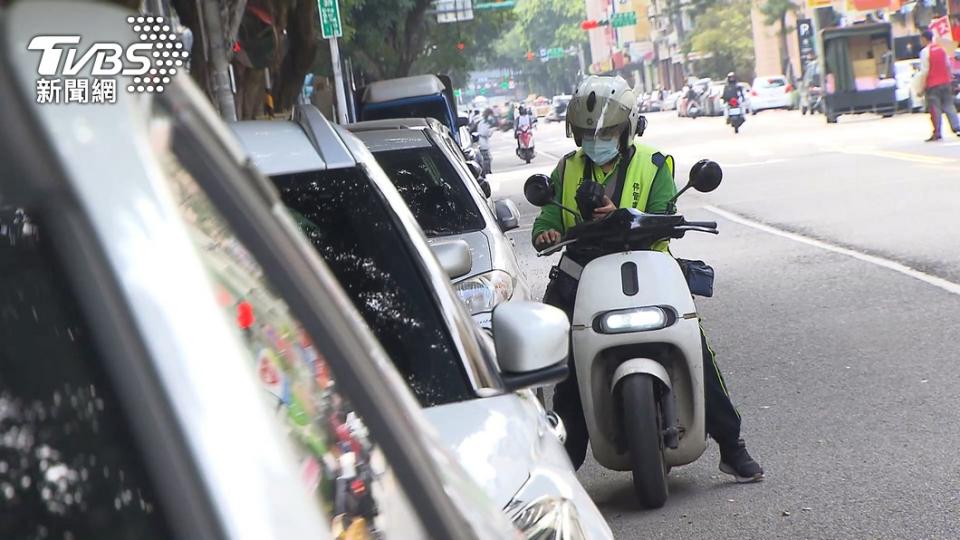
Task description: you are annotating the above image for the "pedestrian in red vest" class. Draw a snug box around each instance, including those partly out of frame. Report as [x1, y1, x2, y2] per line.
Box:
[237, 299, 255, 339]
[918, 30, 960, 141]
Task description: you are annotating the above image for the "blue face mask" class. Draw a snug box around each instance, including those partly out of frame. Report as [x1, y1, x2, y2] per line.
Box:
[582, 136, 620, 165]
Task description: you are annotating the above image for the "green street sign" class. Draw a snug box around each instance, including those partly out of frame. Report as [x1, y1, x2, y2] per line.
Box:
[610, 11, 637, 28]
[454, 89, 462, 97]
[318, 0, 343, 38]
[500, 81, 509, 89]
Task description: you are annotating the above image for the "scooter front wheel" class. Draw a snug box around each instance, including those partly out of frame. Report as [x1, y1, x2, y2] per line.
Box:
[621, 375, 668, 508]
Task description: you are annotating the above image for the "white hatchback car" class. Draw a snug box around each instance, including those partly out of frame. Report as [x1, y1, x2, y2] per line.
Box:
[231, 108, 614, 540]
[346, 118, 530, 329]
[750, 75, 794, 113]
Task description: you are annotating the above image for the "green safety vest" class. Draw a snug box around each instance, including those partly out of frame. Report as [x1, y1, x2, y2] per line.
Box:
[559, 140, 674, 231]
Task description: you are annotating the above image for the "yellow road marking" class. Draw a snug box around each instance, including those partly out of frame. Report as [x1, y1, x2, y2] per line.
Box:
[839, 148, 956, 165]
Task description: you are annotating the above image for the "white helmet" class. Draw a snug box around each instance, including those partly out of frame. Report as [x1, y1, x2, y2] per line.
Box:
[566, 75, 640, 146]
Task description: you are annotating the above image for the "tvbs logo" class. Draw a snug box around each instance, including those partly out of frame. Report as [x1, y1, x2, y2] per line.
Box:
[28, 15, 189, 104]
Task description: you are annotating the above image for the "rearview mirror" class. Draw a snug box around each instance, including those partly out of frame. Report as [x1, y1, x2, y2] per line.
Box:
[492, 301, 569, 390]
[430, 240, 472, 279]
[494, 199, 520, 231]
[523, 174, 553, 207]
[688, 159, 722, 193]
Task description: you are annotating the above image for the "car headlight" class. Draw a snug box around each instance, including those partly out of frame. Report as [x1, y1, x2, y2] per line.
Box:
[595, 306, 674, 334]
[506, 496, 586, 540]
[454, 270, 514, 314]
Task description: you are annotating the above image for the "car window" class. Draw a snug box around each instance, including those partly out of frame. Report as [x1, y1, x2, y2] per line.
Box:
[371, 145, 485, 237]
[362, 99, 448, 126]
[269, 167, 476, 407]
[148, 105, 426, 537]
[756, 78, 786, 88]
[0, 206, 172, 539]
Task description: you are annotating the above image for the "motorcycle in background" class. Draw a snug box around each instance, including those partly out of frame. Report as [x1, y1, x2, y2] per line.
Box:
[516, 125, 536, 163]
[726, 97, 745, 134]
[524, 160, 724, 508]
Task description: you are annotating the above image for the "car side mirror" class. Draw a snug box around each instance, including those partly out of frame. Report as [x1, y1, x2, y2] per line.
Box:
[457, 116, 470, 128]
[430, 240, 472, 279]
[466, 160, 483, 180]
[492, 301, 569, 391]
[494, 198, 520, 231]
[688, 159, 722, 192]
[523, 174, 554, 207]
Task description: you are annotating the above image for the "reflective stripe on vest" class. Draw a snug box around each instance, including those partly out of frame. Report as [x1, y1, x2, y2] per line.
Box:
[560, 139, 673, 231]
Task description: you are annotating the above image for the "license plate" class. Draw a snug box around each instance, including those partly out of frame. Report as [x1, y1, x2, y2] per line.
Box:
[728, 107, 741, 115]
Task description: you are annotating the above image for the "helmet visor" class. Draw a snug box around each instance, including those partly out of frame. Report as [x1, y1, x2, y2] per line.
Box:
[573, 123, 624, 141]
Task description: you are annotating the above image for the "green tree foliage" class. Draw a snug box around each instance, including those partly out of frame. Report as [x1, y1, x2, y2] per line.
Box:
[340, 0, 513, 84]
[486, 0, 586, 96]
[686, 0, 755, 81]
[759, 0, 798, 80]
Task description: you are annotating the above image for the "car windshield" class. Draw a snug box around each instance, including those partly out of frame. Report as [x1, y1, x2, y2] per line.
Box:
[369, 145, 485, 237]
[270, 167, 475, 407]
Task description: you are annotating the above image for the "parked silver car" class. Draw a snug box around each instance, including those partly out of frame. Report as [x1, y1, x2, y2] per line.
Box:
[230, 108, 614, 540]
[0, 2, 542, 538]
[345, 118, 531, 329]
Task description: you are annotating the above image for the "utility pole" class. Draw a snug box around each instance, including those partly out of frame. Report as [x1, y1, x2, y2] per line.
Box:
[200, 0, 238, 121]
[329, 38, 349, 124]
[319, 0, 348, 123]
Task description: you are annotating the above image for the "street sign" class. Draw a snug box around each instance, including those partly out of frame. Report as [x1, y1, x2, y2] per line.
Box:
[473, 0, 516, 9]
[797, 18, 815, 68]
[318, 0, 342, 38]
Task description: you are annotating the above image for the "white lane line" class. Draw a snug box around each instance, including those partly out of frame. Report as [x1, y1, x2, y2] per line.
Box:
[703, 205, 960, 297]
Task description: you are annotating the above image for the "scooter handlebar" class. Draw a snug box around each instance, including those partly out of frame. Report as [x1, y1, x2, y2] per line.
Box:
[683, 220, 718, 229]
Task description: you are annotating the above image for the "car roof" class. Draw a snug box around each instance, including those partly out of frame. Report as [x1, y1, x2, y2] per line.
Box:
[363, 74, 446, 104]
[230, 106, 357, 176]
[347, 117, 446, 133]
[350, 128, 433, 152]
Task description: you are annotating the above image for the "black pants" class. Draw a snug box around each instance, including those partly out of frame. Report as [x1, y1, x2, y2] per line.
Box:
[544, 272, 742, 470]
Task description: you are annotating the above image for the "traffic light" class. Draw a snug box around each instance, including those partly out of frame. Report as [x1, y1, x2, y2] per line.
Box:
[457, 41, 465, 51]
[526, 51, 535, 61]
[581, 18, 611, 30]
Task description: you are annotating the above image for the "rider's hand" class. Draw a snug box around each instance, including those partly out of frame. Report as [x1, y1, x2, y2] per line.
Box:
[535, 230, 561, 249]
[592, 197, 616, 220]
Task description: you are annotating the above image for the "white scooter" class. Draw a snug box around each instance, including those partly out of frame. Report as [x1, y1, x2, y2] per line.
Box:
[524, 161, 723, 508]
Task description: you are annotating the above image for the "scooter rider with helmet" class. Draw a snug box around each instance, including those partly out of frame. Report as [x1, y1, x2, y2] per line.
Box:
[722, 72, 745, 103]
[532, 75, 764, 483]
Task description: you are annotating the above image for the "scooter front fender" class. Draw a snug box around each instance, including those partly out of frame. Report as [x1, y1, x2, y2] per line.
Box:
[610, 358, 671, 393]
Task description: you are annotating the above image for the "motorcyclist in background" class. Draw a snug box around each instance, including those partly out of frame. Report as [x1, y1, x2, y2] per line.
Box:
[532, 75, 764, 483]
[722, 72, 745, 104]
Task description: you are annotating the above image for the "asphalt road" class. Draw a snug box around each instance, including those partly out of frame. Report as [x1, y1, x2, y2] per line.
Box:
[485, 109, 960, 538]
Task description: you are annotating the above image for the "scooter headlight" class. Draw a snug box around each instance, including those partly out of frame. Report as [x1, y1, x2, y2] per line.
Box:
[596, 306, 673, 334]
[506, 496, 587, 540]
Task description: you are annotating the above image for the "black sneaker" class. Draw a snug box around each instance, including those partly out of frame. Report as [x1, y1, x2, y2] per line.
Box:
[719, 439, 764, 483]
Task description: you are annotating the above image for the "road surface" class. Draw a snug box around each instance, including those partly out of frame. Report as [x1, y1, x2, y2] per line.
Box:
[486, 109, 960, 538]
